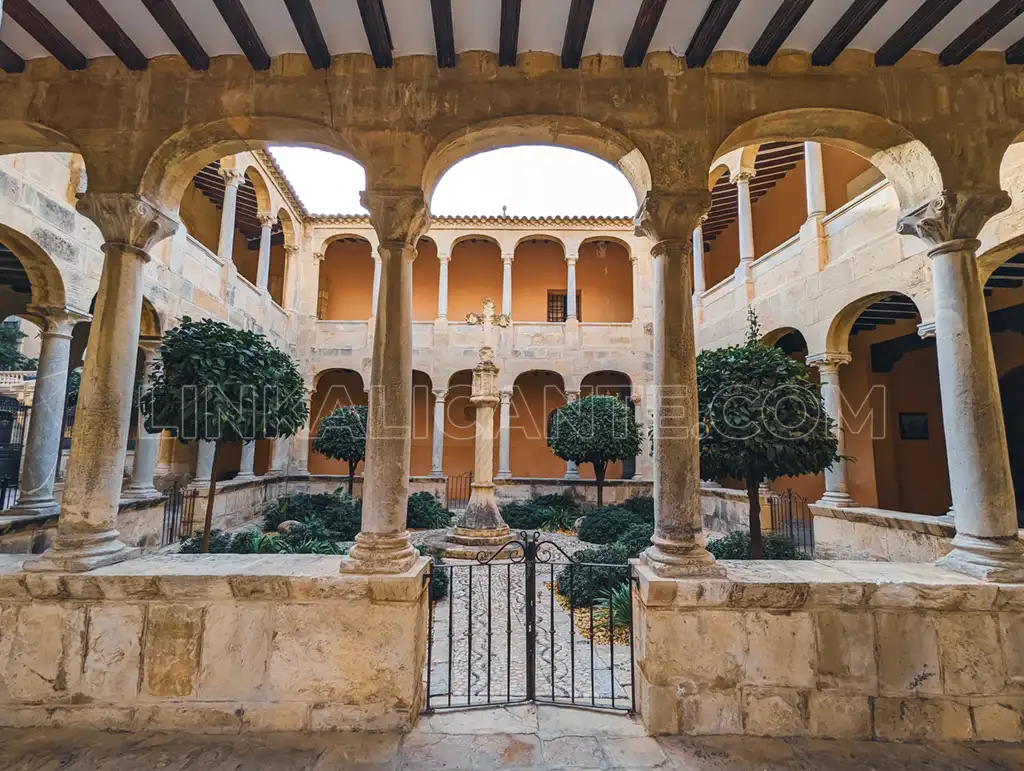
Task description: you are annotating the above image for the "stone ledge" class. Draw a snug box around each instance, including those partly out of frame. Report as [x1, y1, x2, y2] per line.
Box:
[632, 560, 1020, 611]
[810, 503, 956, 537]
[0, 554, 430, 603]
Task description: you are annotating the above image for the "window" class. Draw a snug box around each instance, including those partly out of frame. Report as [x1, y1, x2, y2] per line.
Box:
[546, 291, 582, 322]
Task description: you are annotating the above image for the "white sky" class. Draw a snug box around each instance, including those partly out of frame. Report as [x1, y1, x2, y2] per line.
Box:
[269, 145, 638, 217]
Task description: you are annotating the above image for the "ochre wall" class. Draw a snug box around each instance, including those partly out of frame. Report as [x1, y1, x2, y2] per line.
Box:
[509, 371, 567, 478]
[320, 239, 374, 320]
[512, 240, 567, 321]
[180, 184, 221, 254]
[308, 369, 366, 476]
[410, 370, 434, 477]
[822, 145, 878, 212]
[576, 241, 633, 323]
[449, 240, 502, 321]
[578, 371, 633, 480]
[412, 239, 439, 321]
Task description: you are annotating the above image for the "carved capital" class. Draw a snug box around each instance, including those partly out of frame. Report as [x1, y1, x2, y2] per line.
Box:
[438, 254, 451, 265]
[897, 190, 1010, 250]
[731, 170, 756, 185]
[806, 351, 851, 375]
[284, 245, 299, 256]
[432, 388, 447, 401]
[24, 305, 89, 337]
[565, 254, 578, 266]
[360, 188, 431, 249]
[219, 168, 246, 188]
[502, 253, 514, 266]
[313, 251, 325, 264]
[499, 388, 513, 404]
[917, 321, 936, 339]
[77, 193, 177, 258]
[634, 191, 711, 256]
[258, 212, 277, 229]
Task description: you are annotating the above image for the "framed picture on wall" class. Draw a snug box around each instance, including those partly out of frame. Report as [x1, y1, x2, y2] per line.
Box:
[899, 412, 929, 440]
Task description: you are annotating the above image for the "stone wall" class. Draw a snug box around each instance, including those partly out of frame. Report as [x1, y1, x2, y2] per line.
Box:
[812, 505, 954, 562]
[0, 555, 430, 733]
[633, 560, 1024, 742]
[699, 487, 771, 536]
[494, 479, 653, 507]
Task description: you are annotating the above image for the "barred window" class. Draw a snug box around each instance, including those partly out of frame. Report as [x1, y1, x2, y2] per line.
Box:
[546, 291, 582, 322]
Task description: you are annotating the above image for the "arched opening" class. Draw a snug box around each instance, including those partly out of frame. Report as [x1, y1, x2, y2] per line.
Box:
[511, 237, 567, 322]
[1000, 367, 1024, 527]
[764, 328, 809, 362]
[580, 371, 635, 480]
[308, 369, 367, 476]
[510, 370, 567, 479]
[577, 239, 633, 323]
[317, 236, 374, 320]
[412, 237, 439, 322]
[449, 237, 502, 321]
[271, 208, 296, 308]
[442, 369, 479, 477]
[410, 370, 434, 477]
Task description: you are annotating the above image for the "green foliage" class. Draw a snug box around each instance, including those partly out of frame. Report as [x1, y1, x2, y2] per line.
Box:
[577, 506, 637, 545]
[144, 317, 308, 445]
[556, 543, 630, 606]
[262, 491, 363, 541]
[65, 369, 81, 408]
[548, 395, 641, 505]
[179, 526, 342, 555]
[619, 495, 655, 523]
[178, 529, 233, 554]
[616, 521, 654, 558]
[596, 583, 632, 630]
[501, 493, 581, 530]
[416, 545, 450, 601]
[705, 531, 808, 560]
[312, 405, 367, 494]
[407, 492, 453, 529]
[537, 506, 577, 533]
[0, 321, 36, 372]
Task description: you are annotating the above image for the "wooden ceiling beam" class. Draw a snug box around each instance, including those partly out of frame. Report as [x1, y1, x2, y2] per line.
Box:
[429, 0, 456, 68]
[284, 0, 331, 70]
[812, 0, 889, 67]
[686, 0, 742, 68]
[212, 0, 271, 70]
[356, 0, 393, 68]
[624, 0, 667, 68]
[875, 0, 963, 66]
[499, 0, 522, 67]
[66, 0, 148, 70]
[0, 42, 26, 74]
[749, 0, 814, 66]
[140, 0, 209, 70]
[5, 0, 88, 70]
[561, 0, 595, 69]
[943, 0, 1024, 65]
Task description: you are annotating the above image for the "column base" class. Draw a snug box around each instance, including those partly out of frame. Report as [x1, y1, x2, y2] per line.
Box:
[495, 471, 511, 481]
[640, 535, 726, 578]
[816, 492, 858, 508]
[936, 533, 1024, 583]
[341, 531, 418, 574]
[119, 483, 159, 501]
[426, 525, 517, 561]
[191, 478, 211, 489]
[7, 496, 60, 519]
[564, 471, 580, 481]
[234, 472, 255, 481]
[24, 529, 139, 573]
[429, 470, 444, 479]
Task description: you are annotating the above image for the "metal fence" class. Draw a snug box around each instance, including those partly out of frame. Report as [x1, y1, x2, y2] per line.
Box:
[161, 483, 199, 546]
[767, 488, 815, 557]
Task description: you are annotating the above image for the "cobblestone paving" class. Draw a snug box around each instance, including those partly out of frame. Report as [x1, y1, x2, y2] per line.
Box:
[424, 532, 633, 711]
[2, 708, 1022, 770]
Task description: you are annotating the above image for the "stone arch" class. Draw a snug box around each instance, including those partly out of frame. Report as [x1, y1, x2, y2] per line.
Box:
[140, 297, 162, 337]
[240, 166, 273, 215]
[138, 118, 364, 213]
[825, 292, 922, 354]
[0, 121, 79, 157]
[0, 224, 68, 310]
[317, 232, 373, 256]
[509, 369, 568, 479]
[317, 235, 375, 320]
[713, 108, 943, 211]
[580, 235, 631, 259]
[452, 234, 500, 250]
[422, 115, 652, 206]
[514, 233, 566, 252]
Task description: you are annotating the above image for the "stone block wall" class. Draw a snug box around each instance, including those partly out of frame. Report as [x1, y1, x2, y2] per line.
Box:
[0, 555, 430, 733]
[633, 560, 1024, 742]
[812, 505, 954, 562]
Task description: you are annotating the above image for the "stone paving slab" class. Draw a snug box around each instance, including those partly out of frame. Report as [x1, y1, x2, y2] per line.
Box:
[1, 723, 1022, 770]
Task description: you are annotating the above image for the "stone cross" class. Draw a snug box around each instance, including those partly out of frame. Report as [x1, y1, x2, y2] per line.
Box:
[466, 298, 510, 362]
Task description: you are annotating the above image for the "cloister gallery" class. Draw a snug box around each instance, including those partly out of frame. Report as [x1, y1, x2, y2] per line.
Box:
[2, 0, 1024, 755]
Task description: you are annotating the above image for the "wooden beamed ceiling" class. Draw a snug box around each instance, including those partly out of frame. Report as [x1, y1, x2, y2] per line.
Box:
[5, 0, 1024, 74]
[191, 162, 284, 249]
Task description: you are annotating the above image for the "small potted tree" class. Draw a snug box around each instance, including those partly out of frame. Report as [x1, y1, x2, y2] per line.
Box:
[548, 394, 641, 507]
[312, 404, 368, 496]
[144, 317, 308, 552]
[697, 311, 840, 558]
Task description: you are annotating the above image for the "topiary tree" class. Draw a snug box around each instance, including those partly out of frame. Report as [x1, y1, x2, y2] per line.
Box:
[312, 405, 368, 496]
[697, 311, 840, 558]
[144, 317, 308, 552]
[548, 394, 641, 506]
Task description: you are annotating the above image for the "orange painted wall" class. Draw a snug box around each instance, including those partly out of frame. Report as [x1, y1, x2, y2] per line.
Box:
[410, 371, 434, 477]
[442, 370, 496, 477]
[576, 241, 633, 322]
[512, 241, 566, 321]
[319, 239, 374, 320]
[412, 239, 440, 321]
[449, 240, 502, 320]
[578, 371, 633, 480]
[180, 184, 221, 254]
[509, 371, 567, 478]
[308, 369, 367, 475]
[822, 145, 877, 212]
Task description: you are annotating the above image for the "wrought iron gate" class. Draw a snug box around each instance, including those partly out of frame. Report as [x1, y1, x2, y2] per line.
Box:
[768, 488, 815, 557]
[161, 482, 198, 546]
[0, 395, 28, 510]
[424, 531, 635, 713]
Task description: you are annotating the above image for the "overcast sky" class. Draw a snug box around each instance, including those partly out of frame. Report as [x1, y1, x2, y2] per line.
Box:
[269, 146, 639, 217]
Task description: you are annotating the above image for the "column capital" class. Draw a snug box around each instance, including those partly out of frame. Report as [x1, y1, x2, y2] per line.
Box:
[77, 193, 178, 258]
[257, 212, 277, 228]
[502, 253, 514, 266]
[138, 334, 162, 356]
[897, 190, 1010, 250]
[432, 387, 447, 400]
[806, 351, 851, 374]
[438, 253, 451, 265]
[918, 321, 936, 339]
[499, 387, 513, 403]
[313, 251, 326, 264]
[219, 167, 246, 188]
[284, 244, 299, 256]
[360, 188, 431, 249]
[565, 253, 578, 266]
[565, 389, 580, 402]
[634, 191, 712, 253]
[730, 169, 756, 185]
[24, 305, 89, 337]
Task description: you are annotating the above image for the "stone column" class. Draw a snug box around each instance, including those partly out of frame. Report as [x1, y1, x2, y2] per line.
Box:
[634, 191, 724, 577]
[9, 308, 82, 516]
[629, 254, 641, 322]
[271, 438, 288, 472]
[565, 253, 578, 320]
[692, 224, 706, 298]
[237, 440, 256, 480]
[283, 245, 299, 309]
[564, 390, 580, 480]
[436, 253, 450, 319]
[255, 213, 275, 292]
[733, 171, 756, 288]
[430, 388, 446, 477]
[807, 352, 856, 507]
[804, 142, 827, 217]
[501, 253, 514, 316]
[898, 190, 1024, 582]
[344, 189, 430, 574]
[497, 387, 513, 480]
[120, 337, 162, 500]
[194, 440, 215, 485]
[370, 253, 383, 318]
[217, 168, 245, 262]
[29, 194, 176, 572]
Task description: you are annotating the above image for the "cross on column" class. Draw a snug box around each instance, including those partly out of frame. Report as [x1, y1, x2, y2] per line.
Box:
[465, 298, 510, 361]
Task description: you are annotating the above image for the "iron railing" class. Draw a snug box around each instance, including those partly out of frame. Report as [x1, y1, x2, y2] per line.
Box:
[162, 482, 198, 546]
[768, 488, 815, 557]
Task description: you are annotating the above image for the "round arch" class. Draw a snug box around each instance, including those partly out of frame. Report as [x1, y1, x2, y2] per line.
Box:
[452, 234, 500, 251]
[422, 116, 652, 206]
[712, 108, 943, 211]
[317, 232, 373, 256]
[825, 292, 923, 354]
[514, 233, 566, 252]
[0, 224, 67, 309]
[761, 326, 806, 348]
[276, 208, 297, 248]
[241, 167, 273, 215]
[579, 235, 631, 258]
[0, 121, 79, 157]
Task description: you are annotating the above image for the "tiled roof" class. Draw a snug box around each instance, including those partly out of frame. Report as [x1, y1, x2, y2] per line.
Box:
[307, 213, 635, 228]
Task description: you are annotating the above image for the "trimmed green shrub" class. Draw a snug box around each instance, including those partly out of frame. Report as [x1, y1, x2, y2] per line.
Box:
[706, 531, 808, 560]
[596, 583, 632, 630]
[407, 492, 453, 529]
[179, 529, 233, 554]
[619, 495, 655, 523]
[501, 493, 581, 530]
[556, 542, 630, 606]
[263, 491, 362, 541]
[179, 525, 343, 555]
[577, 506, 637, 544]
[617, 521, 654, 558]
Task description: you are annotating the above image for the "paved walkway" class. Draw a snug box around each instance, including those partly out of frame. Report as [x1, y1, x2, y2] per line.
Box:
[1, 706, 1021, 770]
